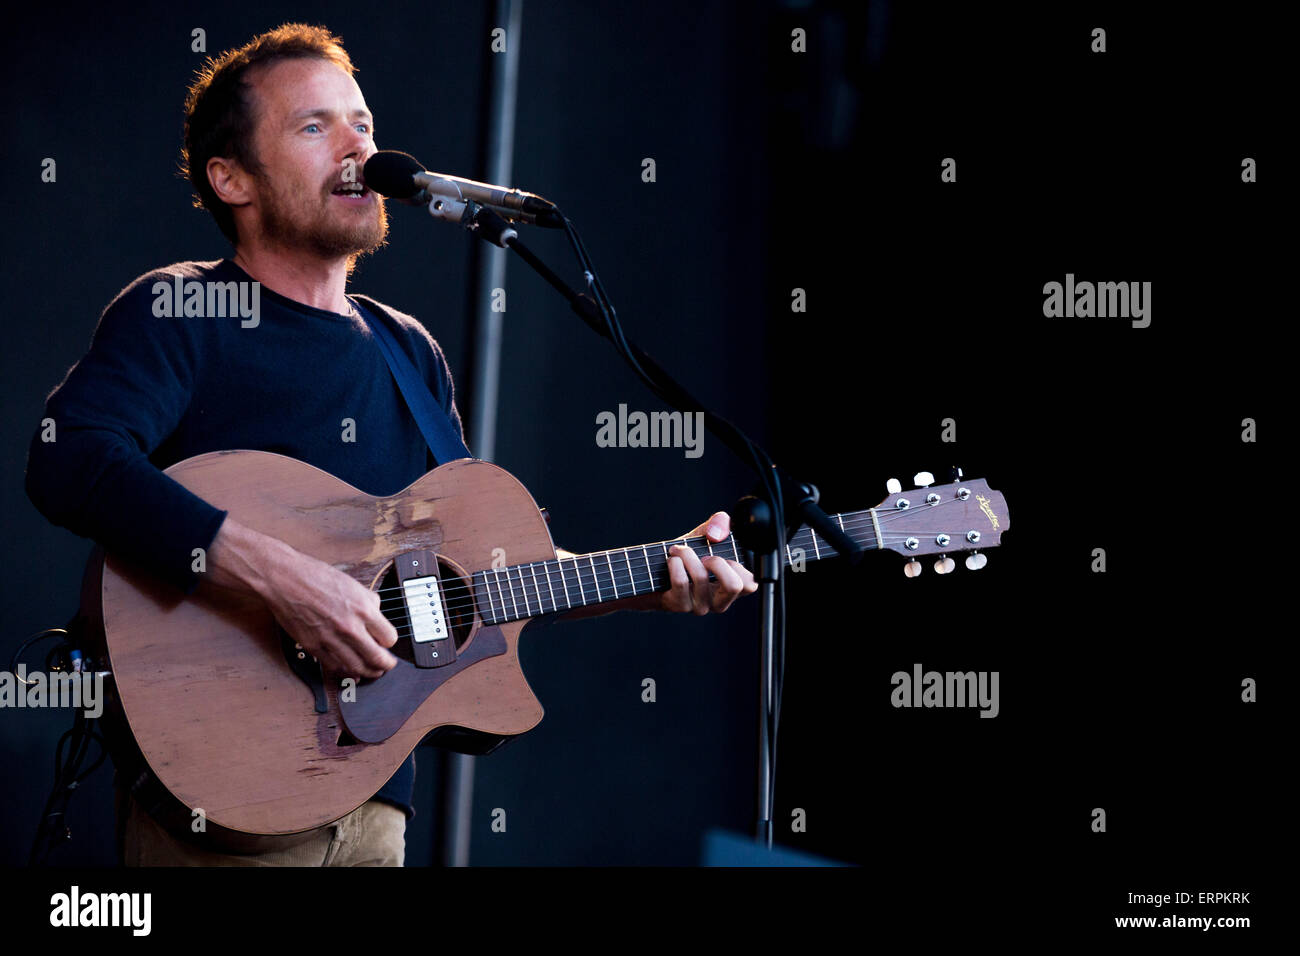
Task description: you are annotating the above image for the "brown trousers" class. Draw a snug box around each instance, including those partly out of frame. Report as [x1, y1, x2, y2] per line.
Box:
[116, 788, 406, 866]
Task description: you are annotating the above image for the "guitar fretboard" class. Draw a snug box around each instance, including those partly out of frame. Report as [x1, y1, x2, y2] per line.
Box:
[471, 511, 879, 624]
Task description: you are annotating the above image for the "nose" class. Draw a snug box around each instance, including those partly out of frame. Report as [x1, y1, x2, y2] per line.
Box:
[341, 130, 373, 175]
[354, 146, 376, 181]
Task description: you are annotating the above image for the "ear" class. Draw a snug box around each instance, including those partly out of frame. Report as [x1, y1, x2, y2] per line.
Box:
[206, 155, 254, 207]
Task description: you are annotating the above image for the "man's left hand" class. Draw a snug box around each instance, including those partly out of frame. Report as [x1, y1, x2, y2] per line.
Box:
[657, 511, 757, 615]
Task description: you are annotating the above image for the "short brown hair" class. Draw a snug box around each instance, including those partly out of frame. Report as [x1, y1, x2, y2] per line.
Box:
[181, 23, 356, 245]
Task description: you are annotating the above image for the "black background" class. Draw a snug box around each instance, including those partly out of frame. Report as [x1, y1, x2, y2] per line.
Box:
[0, 0, 1278, 942]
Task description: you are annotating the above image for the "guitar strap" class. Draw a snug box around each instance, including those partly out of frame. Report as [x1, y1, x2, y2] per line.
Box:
[350, 297, 473, 465]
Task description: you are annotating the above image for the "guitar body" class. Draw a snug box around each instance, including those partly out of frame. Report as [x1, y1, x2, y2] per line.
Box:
[91, 450, 553, 836]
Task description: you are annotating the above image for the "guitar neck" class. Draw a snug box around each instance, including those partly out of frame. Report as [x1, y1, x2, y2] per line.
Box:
[472, 510, 876, 624]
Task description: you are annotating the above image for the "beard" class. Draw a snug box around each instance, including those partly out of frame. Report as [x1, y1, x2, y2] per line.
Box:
[254, 173, 389, 264]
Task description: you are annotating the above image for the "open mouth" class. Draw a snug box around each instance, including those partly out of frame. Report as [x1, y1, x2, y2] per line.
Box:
[330, 183, 371, 202]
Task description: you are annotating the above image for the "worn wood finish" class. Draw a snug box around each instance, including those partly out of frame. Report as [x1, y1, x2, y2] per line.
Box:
[97, 450, 553, 836]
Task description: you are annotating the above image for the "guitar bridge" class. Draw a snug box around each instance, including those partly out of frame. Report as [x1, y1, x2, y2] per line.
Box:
[395, 551, 457, 668]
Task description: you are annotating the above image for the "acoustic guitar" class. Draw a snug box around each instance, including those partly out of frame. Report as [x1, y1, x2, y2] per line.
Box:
[82, 450, 1009, 836]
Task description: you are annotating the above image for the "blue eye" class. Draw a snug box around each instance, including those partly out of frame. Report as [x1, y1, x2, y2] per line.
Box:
[356, 123, 371, 133]
[304, 123, 320, 133]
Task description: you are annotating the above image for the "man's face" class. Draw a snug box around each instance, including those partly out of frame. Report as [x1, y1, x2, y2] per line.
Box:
[241, 57, 387, 261]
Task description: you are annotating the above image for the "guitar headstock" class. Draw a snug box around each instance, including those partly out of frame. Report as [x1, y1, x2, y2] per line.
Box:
[870, 473, 1009, 575]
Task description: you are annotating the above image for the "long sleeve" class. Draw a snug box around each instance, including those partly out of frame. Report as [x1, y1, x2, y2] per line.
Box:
[25, 276, 228, 595]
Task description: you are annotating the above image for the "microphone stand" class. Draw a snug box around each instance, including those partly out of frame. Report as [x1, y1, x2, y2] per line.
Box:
[438, 198, 862, 850]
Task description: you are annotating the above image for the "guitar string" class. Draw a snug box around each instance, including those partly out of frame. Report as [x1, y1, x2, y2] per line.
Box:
[380, 532, 975, 619]
[377, 536, 984, 640]
[372, 516, 984, 618]
[373, 539, 990, 638]
[367, 493, 988, 597]
[362, 491, 992, 606]
[357, 500, 999, 630]
[365, 500, 993, 617]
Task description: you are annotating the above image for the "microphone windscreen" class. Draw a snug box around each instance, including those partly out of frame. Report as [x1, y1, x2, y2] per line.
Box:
[363, 150, 424, 198]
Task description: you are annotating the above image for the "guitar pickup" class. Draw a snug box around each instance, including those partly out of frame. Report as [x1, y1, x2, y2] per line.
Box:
[395, 551, 457, 669]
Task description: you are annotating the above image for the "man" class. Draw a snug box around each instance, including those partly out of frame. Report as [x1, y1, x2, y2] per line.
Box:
[25, 23, 756, 867]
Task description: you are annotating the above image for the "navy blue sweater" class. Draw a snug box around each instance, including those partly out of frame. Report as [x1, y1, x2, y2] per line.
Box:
[25, 257, 470, 819]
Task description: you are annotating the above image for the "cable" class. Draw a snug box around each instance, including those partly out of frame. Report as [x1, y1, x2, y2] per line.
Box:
[31, 708, 108, 866]
[16, 625, 110, 865]
[9, 627, 67, 678]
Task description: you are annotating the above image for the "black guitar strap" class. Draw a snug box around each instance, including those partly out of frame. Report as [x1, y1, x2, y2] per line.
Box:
[349, 297, 472, 465]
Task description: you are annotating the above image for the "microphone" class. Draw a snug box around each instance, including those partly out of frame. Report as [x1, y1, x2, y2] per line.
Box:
[363, 150, 563, 228]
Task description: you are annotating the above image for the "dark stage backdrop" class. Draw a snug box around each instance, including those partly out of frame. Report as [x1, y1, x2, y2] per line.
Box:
[1, 1, 770, 870]
[0, 0, 1280, 938]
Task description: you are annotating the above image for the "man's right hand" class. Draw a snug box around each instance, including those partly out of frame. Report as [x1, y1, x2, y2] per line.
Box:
[206, 516, 399, 680]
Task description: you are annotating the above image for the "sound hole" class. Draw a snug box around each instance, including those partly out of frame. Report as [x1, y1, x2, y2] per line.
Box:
[376, 559, 474, 664]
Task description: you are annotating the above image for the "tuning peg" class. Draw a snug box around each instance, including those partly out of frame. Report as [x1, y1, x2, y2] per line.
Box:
[934, 555, 955, 574]
[948, 465, 964, 483]
[964, 552, 987, 571]
[913, 471, 935, 488]
[904, 559, 922, 578]
[886, 477, 902, 494]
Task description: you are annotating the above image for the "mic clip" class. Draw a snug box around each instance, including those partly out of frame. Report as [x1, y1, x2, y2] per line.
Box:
[427, 197, 518, 248]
